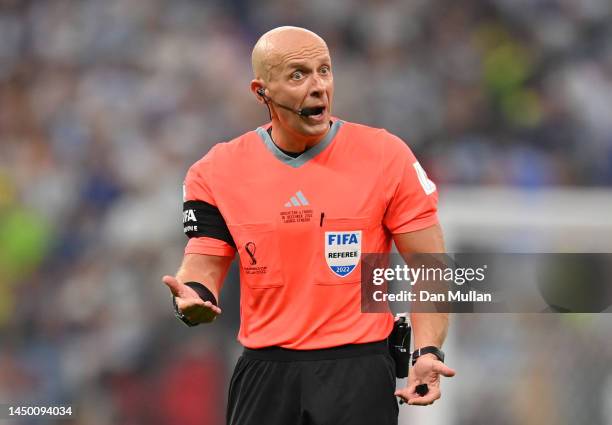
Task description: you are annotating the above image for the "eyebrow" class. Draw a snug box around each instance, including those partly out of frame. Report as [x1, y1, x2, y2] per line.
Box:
[286, 61, 308, 69]
[286, 61, 330, 72]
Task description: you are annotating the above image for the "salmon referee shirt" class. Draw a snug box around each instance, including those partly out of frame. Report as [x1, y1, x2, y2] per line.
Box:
[183, 119, 438, 349]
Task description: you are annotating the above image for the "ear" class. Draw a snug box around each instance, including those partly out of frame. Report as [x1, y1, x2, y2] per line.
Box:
[250, 80, 267, 104]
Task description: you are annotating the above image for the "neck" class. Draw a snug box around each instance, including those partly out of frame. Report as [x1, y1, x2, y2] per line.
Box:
[270, 119, 330, 153]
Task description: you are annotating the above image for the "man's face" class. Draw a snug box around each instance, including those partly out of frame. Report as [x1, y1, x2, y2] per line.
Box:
[266, 44, 334, 138]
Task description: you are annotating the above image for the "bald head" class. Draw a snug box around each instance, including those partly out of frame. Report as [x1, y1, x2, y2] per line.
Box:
[251, 26, 329, 82]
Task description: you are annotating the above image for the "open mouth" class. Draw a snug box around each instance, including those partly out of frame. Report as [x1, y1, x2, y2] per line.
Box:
[302, 106, 326, 119]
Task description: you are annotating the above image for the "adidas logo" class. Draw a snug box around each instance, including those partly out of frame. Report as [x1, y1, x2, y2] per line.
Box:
[284, 190, 310, 207]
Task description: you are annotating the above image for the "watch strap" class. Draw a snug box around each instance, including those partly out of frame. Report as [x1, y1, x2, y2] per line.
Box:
[173, 296, 198, 327]
[171, 281, 218, 327]
[184, 281, 218, 306]
[412, 346, 445, 366]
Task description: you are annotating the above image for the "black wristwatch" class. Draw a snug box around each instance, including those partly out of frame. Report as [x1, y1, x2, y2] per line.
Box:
[411, 346, 445, 366]
[171, 281, 218, 328]
[173, 296, 198, 327]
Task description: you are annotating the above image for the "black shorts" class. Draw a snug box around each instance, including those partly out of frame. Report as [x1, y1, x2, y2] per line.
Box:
[226, 340, 399, 425]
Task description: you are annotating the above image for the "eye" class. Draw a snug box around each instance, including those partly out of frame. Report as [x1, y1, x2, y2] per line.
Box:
[320, 66, 331, 75]
[291, 70, 304, 80]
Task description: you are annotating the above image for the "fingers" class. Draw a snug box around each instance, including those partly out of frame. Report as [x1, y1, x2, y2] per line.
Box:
[203, 300, 223, 315]
[176, 298, 222, 315]
[433, 362, 456, 377]
[395, 384, 420, 402]
[407, 387, 441, 406]
[164, 275, 223, 324]
[395, 385, 441, 406]
[394, 359, 455, 407]
[394, 387, 411, 404]
[394, 388, 407, 401]
[177, 298, 222, 324]
[162, 275, 182, 297]
[174, 296, 204, 311]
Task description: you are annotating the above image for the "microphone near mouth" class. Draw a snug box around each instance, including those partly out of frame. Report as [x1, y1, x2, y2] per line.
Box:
[257, 88, 324, 117]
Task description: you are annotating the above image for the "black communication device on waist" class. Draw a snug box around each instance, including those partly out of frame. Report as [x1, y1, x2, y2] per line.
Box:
[388, 316, 411, 378]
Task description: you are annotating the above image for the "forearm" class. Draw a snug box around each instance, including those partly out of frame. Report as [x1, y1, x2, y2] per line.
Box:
[410, 312, 449, 348]
[176, 253, 232, 300]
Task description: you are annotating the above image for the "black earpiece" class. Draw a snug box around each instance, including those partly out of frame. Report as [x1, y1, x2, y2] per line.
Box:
[257, 88, 266, 97]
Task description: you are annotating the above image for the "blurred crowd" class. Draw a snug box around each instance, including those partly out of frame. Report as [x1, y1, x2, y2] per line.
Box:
[1, 0, 612, 424]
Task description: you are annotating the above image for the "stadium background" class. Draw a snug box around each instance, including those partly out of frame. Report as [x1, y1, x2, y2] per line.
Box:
[1, 0, 611, 424]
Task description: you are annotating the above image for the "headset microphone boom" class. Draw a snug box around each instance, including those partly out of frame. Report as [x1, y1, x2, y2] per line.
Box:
[257, 88, 323, 117]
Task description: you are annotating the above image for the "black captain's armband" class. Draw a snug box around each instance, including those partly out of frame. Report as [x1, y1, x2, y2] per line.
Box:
[183, 200, 236, 247]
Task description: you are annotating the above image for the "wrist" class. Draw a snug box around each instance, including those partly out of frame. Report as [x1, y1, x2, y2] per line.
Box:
[414, 353, 438, 364]
[412, 345, 445, 366]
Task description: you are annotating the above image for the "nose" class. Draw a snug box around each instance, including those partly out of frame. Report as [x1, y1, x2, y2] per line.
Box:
[309, 75, 325, 98]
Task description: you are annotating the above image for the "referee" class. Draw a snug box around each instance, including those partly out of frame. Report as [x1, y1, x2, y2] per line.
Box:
[163, 26, 455, 425]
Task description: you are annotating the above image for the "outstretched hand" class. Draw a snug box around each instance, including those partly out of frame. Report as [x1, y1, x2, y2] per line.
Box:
[162, 275, 222, 324]
[395, 354, 456, 406]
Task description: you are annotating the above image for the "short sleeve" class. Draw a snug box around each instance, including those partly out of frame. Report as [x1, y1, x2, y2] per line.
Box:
[183, 149, 236, 257]
[382, 132, 439, 234]
[185, 236, 236, 257]
[184, 155, 216, 205]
